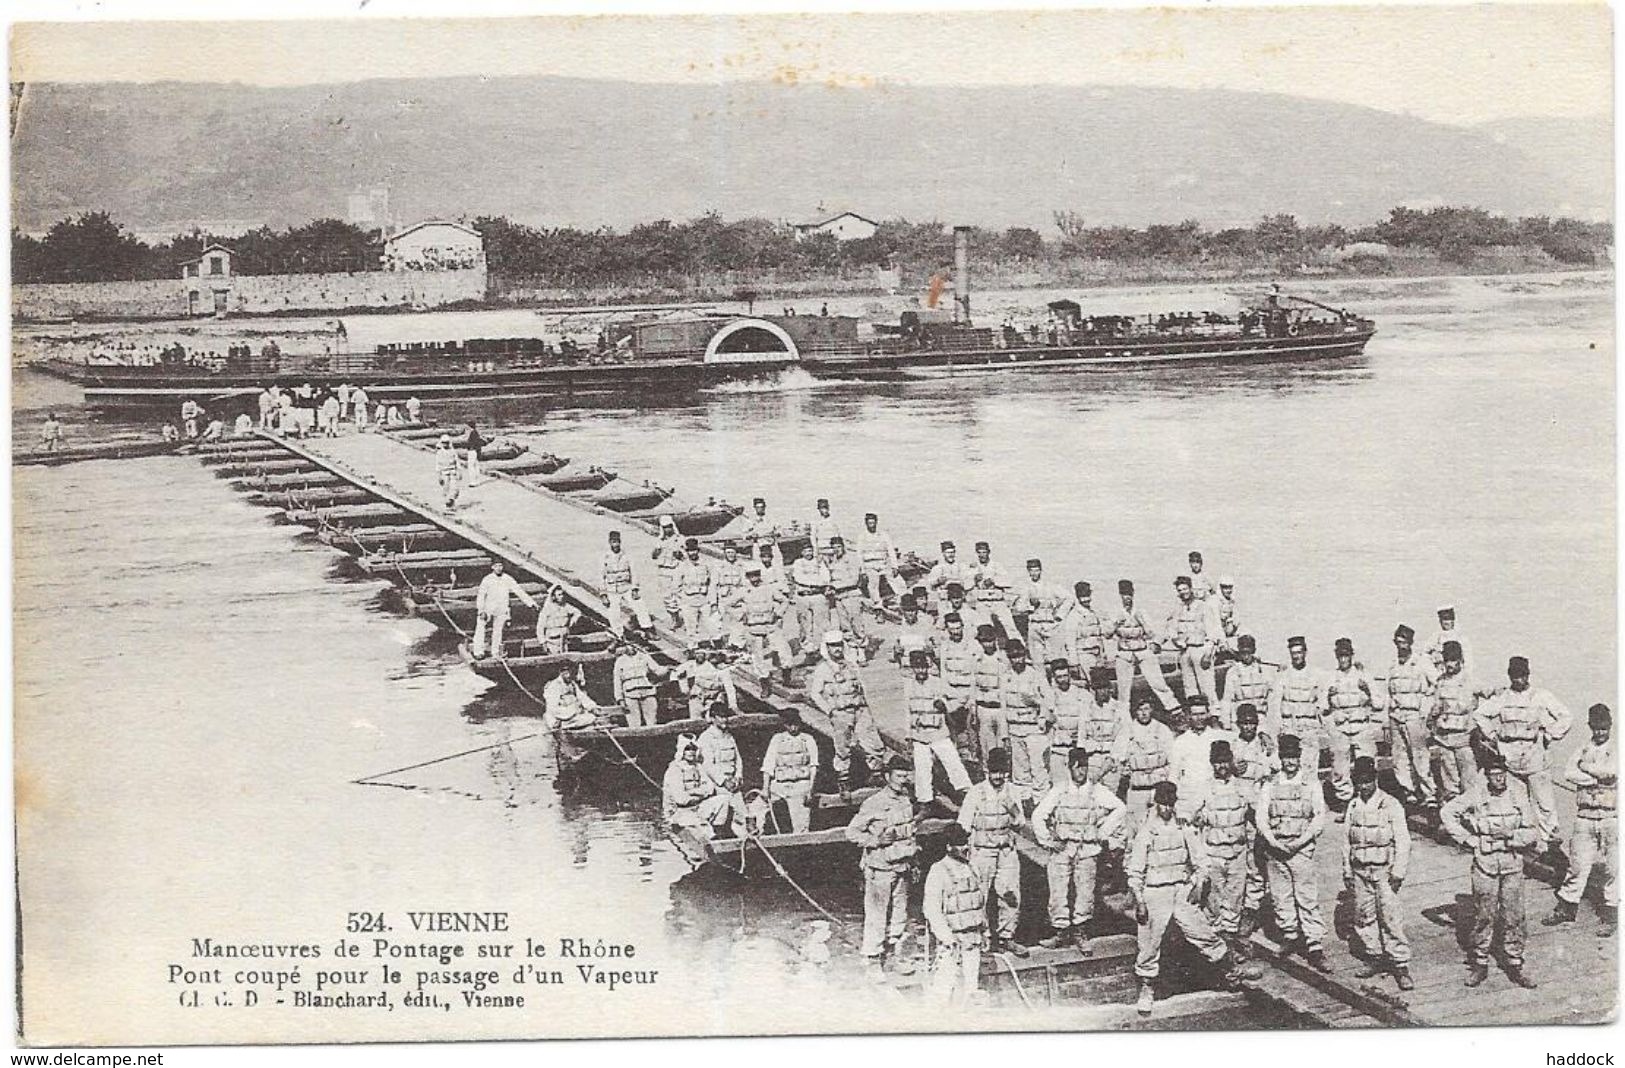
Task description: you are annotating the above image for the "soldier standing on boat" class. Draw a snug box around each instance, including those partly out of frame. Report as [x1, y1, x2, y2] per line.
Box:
[846, 756, 920, 977]
[1424, 604, 1472, 671]
[40, 413, 62, 452]
[1044, 659, 1090, 785]
[435, 435, 461, 509]
[1129, 781, 1261, 1016]
[761, 709, 819, 834]
[936, 613, 982, 774]
[925, 541, 970, 603]
[1543, 703, 1617, 936]
[1114, 698, 1176, 832]
[1077, 666, 1125, 793]
[1000, 641, 1052, 802]
[1342, 755, 1414, 989]
[1473, 655, 1573, 857]
[1439, 752, 1541, 988]
[651, 517, 686, 630]
[1059, 581, 1110, 680]
[936, 583, 984, 639]
[1015, 558, 1070, 669]
[889, 594, 937, 672]
[1324, 637, 1379, 809]
[737, 498, 777, 564]
[809, 497, 842, 552]
[923, 823, 986, 1006]
[789, 544, 832, 651]
[1432, 641, 1489, 801]
[535, 585, 579, 655]
[826, 537, 867, 643]
[1377, 624, 1440, 808]
[856, 512, 901, 608]
[612, 633, 664, 728]
[601, 531, 636, 630]
[809, 632, 883, 789]
[1214, 577, 1240, 655]
[1169, 697, 1236, 819]
[1109, 580, 1179, 716]
[471, 560, 538, 659]
[682, 643, 738, 720]
[1185, 551, 1216, 601]
[1269, 636, 1326, 785]
[711, 542, 747, 645]
[1190, 740, 1259, 961]
[675, 539, 715, 636]
[1221, 636, 1274, 733]
[1166, 576, 1222, 710]
[905, 651, 973, 806]
[1257, 735, 1331, 971]
[737, 565, 794, 686]
[969, 542, 1019, 641]
[957, 747, 1027, 957]
[696, 705, 749, 830]
[1033, 747, 1126, 950]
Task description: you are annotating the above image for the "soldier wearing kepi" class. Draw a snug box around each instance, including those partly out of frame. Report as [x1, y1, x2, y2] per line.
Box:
[855, 512, 901, 608]
[1166, 575, 1222, 708]
[826, 536, 867, 643]
[1377, 623, 1440, 808]
[1034, 748, 1127, 950]
[1114, 698, 1176, 831]
[1440, 752, 1541, 988]
[957, 747, 1028, 956]
[1544, 703, 1617, 936]
[1230, 704, 1279, 796]
[674, 539, 714, 636]
[936, 612, 982, 771]
[905, 651, 974, 806]
[789, 543, 832, 649]
[471, 560, 537, 659]
[972, 623, 1010, 760]
[1222, 635, 1275, 733]
[1424, 604, 1472, 672]
[1045, 659, 1092, 784]
[923, 823, 986, 1006]
[969, 541, 1020, 640]
[761, 709, 820, 833]
[1129, 781, 1261, 1016]
[1016, 558, 1070, 668]
[809, 497, 842, 553]
[535, 585, 580, 655]
[1077, 665, 1125, 792]
[737, 564, 794, 686]
[1474, 655, 1574, 855]
[1256, 734, 1331, 971]
[1213, 576, 1240, 653]
[1343, 756, 1414, 989]
[1324, 637, 1379, 808]
[808, 631, 884, 789]
[1110, 579, 1179, 714]
[612, 632, 665, 728]
[1191, 740, 1262, 959]
[846, 757, 921, 976]
[1431, 640, 1489, 801]
[1269, 636, 1327, 783]
[600, 531, 635, 631]
[1001, 641, 1054, 802]
[1060, 580, 1110, 679]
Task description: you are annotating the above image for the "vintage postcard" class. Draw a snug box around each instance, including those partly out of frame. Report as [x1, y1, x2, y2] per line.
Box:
[8, 2, 1617, 1054]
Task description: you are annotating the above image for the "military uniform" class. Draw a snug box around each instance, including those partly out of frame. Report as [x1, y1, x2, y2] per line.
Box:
[1474, 679, 1574, 846]
[1113, 718, 1176, 830]
[1324, 665, 1379, 804]
[761, 728, 820, 833]
[808, 652, 883, 782]
[1343, 789, 1412, 969]
[958, 778, 1026, 944]
[1128, 807, 1231, 983]
[1432, 667, 1487, 800]
[1034, 778, 1126, 934]
[1002, 662, 1053, 799]
[905, 673, 973, 803]
[1222, 657, 1275, 733]
[847, 786, 919, 960]
[1441, 783, 1540, 977]
[1193, 774, 1261, 940]
[612, 647, 661, 727]
[1377, 648, 1439, 805]
[1557, 733, 1617, 915]
[1165, 594, 1222, 707]
[923, 849, 986, 1004]
[600, 548, 635, 632]
[1256, 766, 1328, 956]
[1269, 664, 1327, 776]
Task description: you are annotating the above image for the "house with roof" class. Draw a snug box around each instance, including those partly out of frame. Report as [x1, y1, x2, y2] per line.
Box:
[792, 211, 880, 242]
[383, 220, 486, 271]
[180, 243, 235, 316]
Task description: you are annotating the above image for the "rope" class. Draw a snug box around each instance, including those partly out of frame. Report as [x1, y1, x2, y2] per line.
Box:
[353, 731, 543, 785]
[993, 950, 1037, 1010]
[744, 831, 847, 928]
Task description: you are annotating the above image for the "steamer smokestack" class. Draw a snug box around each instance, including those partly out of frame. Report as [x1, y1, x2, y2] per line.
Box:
[953, 226, 971, 325]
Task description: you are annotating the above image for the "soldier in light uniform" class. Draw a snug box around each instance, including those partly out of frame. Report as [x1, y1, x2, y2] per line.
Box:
[672, 539, 714, 636]
[1221, 635, 1274, 732]
[826, 536, 867, 642]
[924, 541, 970, 603]
[1423, 604, 1472, 672]
[600, 531, 635, 631]
[789, 543, 832, 651]
[1077, 666, 1125, 793]
[808, 631, 884, 788]
[1324, 637, 1379, 808]
[1184, 550, 1216, 600]
[1440, 752, 1541, 988]
[1059, 581, 1110, 680]
[1015, 558, 1071, 669]
[1256, 734, 1331, 972]
[1000, 641, 1053, 802]
[1431, 640, 1488, 801]
[1034, 748, 1126, 950]
[969, 541, 1020, 641]
[809, 497, 842, 552]
[612, 632, 665, 727]
[923, 823, 987, 1006]
[761, 709, 820, 833]
[664, 735, 744, 842]
[756, 543, 790, 598]
[971, 623, 1010, 762]
[904, 651, 973, 805]
[1376, 623, 1440, 808]
[1113, 698, 1176, 832]
[736, 497, 777, 564]
[543, 666, 603, 730]
[855, 512, 901, 608]
[1473, 655, 1574, 853]
[937, 613, 983, 774]
[710, 542, 747, 643]
[435, 435, 461, 508]
[1213, 576, 1240, 654]
[471, 560, 537, 659]
[1166, 575, 1222, 708]
[736, 565, 794, 685]
[1110, 579, 1178, 714]
[534, 585, 579, 655]
[1129, 781, 1260, 1016]
[846, 757, 921, 975]
[650, 517, 686, 629]
[1343, 755, 1414, 989]
[1230, 704, 1279, 794]
[1168, 696, 1237, 819]
[1543, 703, 1617, 936]
[1191, 740, 1262, 960]
[696, 704, 748, 814]
[890, 594, 937, 671]
[958, 747, 1028, 956]
[1045, 658, 1091, 785]
[936, 582, 986, 639]
[1269, 636, 1327, 783]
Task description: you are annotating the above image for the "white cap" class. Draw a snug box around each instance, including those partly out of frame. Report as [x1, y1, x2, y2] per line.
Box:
[823, 630, 845, 645]
[437, 435, 451, 444]
[1218, 574, 1235, 586]
[660, 514, 676, 527]
[1437, 604, 1456, 615]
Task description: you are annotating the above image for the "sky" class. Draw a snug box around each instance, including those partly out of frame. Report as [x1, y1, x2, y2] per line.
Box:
[6, 1, 1614, 128]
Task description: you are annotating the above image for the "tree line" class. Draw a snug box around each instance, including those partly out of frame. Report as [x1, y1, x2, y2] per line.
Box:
[11, 206, 1612, 286]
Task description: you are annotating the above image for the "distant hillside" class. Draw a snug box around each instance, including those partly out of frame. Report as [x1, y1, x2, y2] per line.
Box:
[1476, 115, 1612, 219]
[10, 76, 1611, 234]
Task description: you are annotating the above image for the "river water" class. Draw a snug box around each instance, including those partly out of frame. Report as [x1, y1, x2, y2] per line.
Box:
[11, 270, 1614, 1043]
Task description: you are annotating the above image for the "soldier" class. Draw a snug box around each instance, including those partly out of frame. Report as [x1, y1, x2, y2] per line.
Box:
[711, 542, 747, 643]
[1377, 624, 1439, 808]
[1256, 734, 1331, 971]
[1431, 640, 1489, 801]
[1184, 550, 1216, 600]
[846, 757, 921, 976]
[600, 531, 635, 631]
[1213, 576, 1240, 653]
[1544, 703, 1617, 936]
[675, 538, 714, 636]
[1423, 604, 1472, 672]
[650, 517, 685, 629]
[1110, 579, 1178, 714]
[1129, 781, 1260, 1016]
[1168, 696, 1236, 818]
[664, 735, 745, 842]
[957, 748, 1028, 956]
[1343, 756, 1414, 989]
[696, 704, 747, 804]
[1077, 665, 1125, 792]
[937, 613, 983, 774]
[534, 585, 579, 655]
[826, 536, 867, 642]
[789, 543, 832, 650]
[925, 540, 970, 601]
[736, 565, 794, 686]
[855, 512, 901, 607]
[1001, 641, 1053, 802]
[904, 651, 973, 806]
[471, 560, 537, 659]
[542, 665, 602, 731]
[1231, 704, 1279, 795]
[1060, 580, 1110, 679]
[969, 541, 1020, 640]
[923, 823, 986, 1006]
[736, 497, 777, 563]
[1166, 575, 1222, 708]
[937, 582, 986, 638]
[1191, 740, 1260, 959]
[1269, 636, 1324, 781]
[1324, 637, 1379, 808]
[1221, 635, 1274, 733]
[1474, 656, 1574, 853]
[1113, 698, 1176, 831]
[1015, 558, 1071, 668]
[808, 631, 884, 788]
[972, 623, 1009, 762]
[890, 594, 937, 671]
[1046, 659, 1091, 784]
[681, 643, 737, 719]
[1034, 748, 1126, 950]
[761, 709, 820, 833]
[809, 497, 842, 552]
[1440, 753, 1541, 988]
[611, 632, 664, 727]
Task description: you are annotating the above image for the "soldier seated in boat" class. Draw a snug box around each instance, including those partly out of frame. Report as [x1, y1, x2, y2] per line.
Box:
[663, 734, 746, 843]
[542, 666, 604, 732]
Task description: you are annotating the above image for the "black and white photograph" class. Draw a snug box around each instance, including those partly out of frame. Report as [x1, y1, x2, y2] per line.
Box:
[7, 1, 1617, 1055]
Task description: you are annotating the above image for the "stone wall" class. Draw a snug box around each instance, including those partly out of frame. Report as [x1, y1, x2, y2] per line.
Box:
[13, 267, 488, 322]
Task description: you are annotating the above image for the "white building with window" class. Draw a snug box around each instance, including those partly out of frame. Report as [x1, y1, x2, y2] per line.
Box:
[180, 243, 235, 316]
[383, 221, 486, 271]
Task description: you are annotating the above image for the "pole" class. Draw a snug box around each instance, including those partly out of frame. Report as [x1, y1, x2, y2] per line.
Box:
[953, 226, 972, 325]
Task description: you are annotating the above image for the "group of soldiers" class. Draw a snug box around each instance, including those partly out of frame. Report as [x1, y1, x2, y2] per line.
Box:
[562, 500, 1617, 1013]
